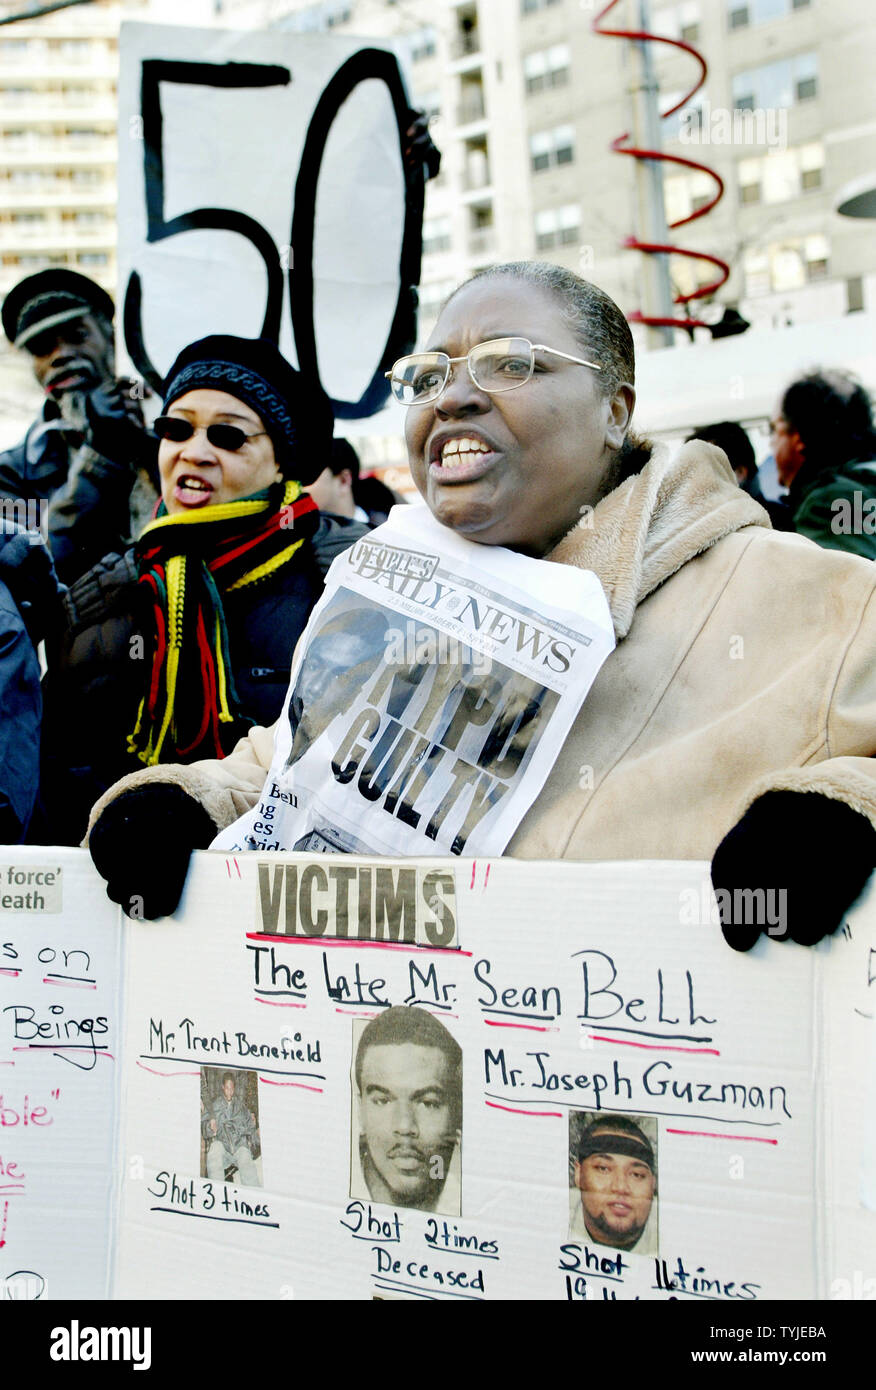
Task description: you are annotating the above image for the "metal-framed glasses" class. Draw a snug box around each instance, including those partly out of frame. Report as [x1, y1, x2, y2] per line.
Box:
[385, 337, 602, 406]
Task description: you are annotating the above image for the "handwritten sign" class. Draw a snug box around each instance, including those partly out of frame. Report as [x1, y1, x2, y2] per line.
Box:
[117, 22, 423, 418]
[0, 851, 121, 1301]
[6, 850, 873, 1300]
[112, 853, 875, 1301]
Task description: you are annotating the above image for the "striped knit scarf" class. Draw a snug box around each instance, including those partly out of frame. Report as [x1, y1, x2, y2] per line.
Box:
[129, 480, 319, 765]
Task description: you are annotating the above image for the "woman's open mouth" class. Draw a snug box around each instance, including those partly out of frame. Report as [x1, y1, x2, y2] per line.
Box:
[429, 434, 498, 484]
[174, 475, 215, 508]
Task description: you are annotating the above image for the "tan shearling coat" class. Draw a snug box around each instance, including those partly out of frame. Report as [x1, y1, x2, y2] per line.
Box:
[88, 441, 876, 861]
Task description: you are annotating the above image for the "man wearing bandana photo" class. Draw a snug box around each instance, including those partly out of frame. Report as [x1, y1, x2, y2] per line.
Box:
[569, 1113, 658, 1254]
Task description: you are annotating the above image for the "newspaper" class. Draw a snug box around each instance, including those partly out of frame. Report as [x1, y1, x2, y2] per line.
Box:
[213, 505, 615, 859]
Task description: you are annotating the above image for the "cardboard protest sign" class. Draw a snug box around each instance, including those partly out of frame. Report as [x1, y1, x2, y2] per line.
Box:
[0, 851, 121, 1301]
[117, 22, 422, 417]
[213, 504, 616, 858]
[6, 847, 873, 1301]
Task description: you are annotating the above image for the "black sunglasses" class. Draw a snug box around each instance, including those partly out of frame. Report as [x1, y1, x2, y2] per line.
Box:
[153, 415, 267, 452]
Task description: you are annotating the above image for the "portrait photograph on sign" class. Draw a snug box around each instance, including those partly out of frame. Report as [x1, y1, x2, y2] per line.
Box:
[568, 1110, 659, 1256]
[350, 1007, 462, 1215]
[200, 1066, 263, 1189]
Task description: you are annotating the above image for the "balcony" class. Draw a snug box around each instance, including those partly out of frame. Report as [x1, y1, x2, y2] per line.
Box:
[468, 228, 496, 258]
[462, 166, 492, 194]
[0, 142, 116, 167]
[0, 184, 115, 210]
[0, 98, 117, 124]
[450, 30, 481, 60]
[0, 221, 116, 252]
[456, 91, 485, 126]
[0, 54, 117, 82]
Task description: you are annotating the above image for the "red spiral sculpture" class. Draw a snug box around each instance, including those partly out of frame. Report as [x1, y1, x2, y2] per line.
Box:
[593, 0, 730, 330]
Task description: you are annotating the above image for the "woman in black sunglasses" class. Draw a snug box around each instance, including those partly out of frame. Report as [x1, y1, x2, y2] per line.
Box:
[36, 335, 368, 844]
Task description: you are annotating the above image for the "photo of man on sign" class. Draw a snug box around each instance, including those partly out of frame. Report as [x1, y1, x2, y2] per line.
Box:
[569, 1111, 658, 1255]
[351, 1006, 462, 1215]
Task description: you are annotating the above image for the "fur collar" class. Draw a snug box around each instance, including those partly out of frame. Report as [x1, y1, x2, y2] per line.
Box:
[548, 440, 770, 639]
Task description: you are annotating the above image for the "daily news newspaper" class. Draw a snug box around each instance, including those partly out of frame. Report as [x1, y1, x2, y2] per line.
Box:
[213, 505, 615, 860]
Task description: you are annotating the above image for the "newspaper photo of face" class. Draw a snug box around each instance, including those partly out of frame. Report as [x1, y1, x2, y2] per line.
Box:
[569, 1113, 658, 1254]
[351, 1007, 462, 1214]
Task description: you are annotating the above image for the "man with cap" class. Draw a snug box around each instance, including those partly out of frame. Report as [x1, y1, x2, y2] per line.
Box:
[0, 269, 158, 583]
[570, 1114, 658, 1254]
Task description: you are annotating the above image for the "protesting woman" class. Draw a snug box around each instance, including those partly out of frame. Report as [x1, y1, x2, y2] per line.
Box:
[86, 265, 876, 946]
[38, 334, 365, 843]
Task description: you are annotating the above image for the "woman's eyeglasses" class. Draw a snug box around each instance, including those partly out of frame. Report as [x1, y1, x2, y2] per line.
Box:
[385, 337, 602, 406]
[153, 415, 267, 452]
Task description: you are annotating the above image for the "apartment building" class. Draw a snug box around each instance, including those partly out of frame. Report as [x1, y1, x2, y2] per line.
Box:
[0, 0, 130, 303]
[0, 0, 871, 447]
[221, 0, 874, 343]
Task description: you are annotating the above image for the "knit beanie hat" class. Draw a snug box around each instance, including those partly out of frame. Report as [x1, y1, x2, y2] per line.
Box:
[162, 335, 333, 485]
[2, 268, 114, 348]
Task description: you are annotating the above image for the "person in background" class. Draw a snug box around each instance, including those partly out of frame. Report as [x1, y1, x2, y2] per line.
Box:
[306, 438, 407, 529]
[305, 437, 370, 523]
[354, 472, 406, 528]
[687, 420, 792, 531]
[0, 269, 158, 583]
[0, 524, 63, 843]
[771, 368, 876, 559]
[36, 334, 366, 845]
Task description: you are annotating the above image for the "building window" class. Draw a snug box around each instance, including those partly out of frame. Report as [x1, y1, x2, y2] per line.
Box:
[732, 53, 817, 110]
[726, 0, 809, 24]
[522, 0, 562, 12]
[736, 144, 823, 205]
[743, 235, 829, 295]
[470, 204, 493, 231]
[846, 277, 864, 313]
[654, 2, 700, 43]
[409, 26, 437, 63]
[422, 215, 452, 255]
[77, 252, 108, 267]
[529, 124, 575, 172]
[534, 203, 580, 250]
[664, 170, 715, 221]
[325, 4, 352, 26]
[524, 44, 571, 94]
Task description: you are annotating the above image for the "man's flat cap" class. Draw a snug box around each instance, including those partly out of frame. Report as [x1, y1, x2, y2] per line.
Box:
[2, 268, 115, 349]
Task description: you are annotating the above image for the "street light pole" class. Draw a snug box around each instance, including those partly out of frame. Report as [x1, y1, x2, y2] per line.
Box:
[630, 0, 675, 348]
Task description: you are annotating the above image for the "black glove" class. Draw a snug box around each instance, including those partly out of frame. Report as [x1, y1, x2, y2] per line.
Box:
[88, 784, 218, 920]
[403, 108, 441, 179]
[711, 791, 876, 952]
[0, 522, 64, 644]
[84, 378, 156, 471]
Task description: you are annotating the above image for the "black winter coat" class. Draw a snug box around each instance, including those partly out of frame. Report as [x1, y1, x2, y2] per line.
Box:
[35, 513, 367, 844]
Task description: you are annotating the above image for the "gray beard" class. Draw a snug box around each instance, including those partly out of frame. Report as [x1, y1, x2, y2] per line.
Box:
[56, 389, 88, 434]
